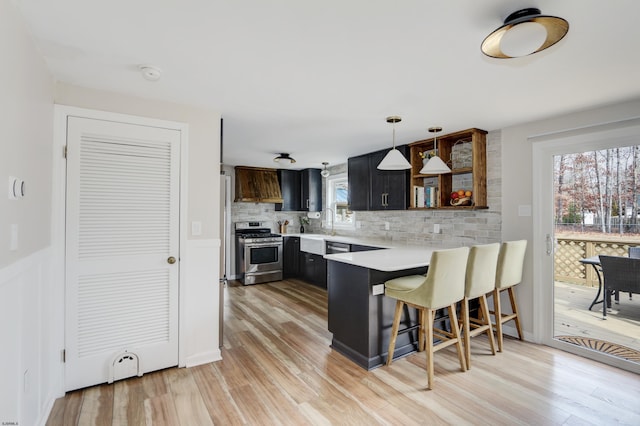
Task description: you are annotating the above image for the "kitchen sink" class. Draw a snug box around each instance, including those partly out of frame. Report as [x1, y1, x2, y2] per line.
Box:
[299, 234, 326, 255]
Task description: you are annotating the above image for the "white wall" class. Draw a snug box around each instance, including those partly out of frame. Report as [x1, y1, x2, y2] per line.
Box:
[0, 1, 56, 425]
[500, 98, 640, 339]
[0, 1, 54, 269]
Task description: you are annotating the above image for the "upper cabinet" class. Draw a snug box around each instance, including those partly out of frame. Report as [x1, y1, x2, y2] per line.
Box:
[348, 146, 410, 211]
[302, 168, 322, 212]
[275, 169, 301, 211]
[347, 154, 369, 211]
[235, 166, 283, 203]
[408, 128, 488, 209]
[275, 168, 322, 212]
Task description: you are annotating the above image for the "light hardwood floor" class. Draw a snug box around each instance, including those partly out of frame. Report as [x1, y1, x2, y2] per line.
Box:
[47, 278, 640, 425]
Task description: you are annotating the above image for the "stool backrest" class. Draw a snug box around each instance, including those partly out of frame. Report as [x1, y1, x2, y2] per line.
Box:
[420, 246, 470, 308]
[465, 243, 500, 298]
[495, 240, 527, 290]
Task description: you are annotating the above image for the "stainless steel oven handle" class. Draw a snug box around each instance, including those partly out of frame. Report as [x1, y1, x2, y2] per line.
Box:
[246, 242, 283, 248]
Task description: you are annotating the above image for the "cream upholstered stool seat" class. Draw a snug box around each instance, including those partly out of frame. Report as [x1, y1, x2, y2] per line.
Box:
[491, 240, 527, 352]
[384, 247, 469, 390]
[462, 243, 500, 369]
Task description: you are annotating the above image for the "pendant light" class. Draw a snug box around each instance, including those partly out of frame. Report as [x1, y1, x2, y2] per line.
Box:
[320, 162, 330, 178]
[420, 126, 451, 174]
[481, 8, 569, 59]
[377, 116, 411, 170]
[273, 153, 296, 165]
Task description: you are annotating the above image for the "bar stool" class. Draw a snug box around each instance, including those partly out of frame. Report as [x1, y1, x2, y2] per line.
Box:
[384, 247, 469, 390]
[462, 243, 500, 369]
[492, 240, 527, 352]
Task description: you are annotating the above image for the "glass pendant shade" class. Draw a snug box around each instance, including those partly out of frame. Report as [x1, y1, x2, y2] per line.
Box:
[420, 155, 451, 174]
[320, 162, 330, 177]
[500, 21, 547, 57]
[377, 116, 411, 170]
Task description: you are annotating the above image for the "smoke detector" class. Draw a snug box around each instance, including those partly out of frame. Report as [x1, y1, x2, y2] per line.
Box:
[138, 64, 162, 82]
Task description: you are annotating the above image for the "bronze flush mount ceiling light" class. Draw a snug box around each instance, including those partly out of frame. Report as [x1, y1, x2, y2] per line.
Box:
[481, 8, 569, 59]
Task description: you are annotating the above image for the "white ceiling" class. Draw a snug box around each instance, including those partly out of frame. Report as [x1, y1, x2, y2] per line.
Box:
[15, 0, 640, 170]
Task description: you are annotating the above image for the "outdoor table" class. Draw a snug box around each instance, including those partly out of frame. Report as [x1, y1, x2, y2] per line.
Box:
[579, 256, 611, 318]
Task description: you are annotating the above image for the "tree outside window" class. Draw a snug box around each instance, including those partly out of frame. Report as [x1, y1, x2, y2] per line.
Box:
[326, 174, 354, 228]
[555, 144, 639, 235]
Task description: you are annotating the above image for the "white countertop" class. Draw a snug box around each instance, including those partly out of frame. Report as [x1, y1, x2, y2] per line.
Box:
[282, 232, 438, 271]
[324, 247, 434, 271]
[283, 233, 394, 248]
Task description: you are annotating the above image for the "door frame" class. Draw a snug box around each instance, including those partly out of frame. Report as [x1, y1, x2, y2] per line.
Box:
[52, 105, 190, 387]
[532, 117, 640, 374]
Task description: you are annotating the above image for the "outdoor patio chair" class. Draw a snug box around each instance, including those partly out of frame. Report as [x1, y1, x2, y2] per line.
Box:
[599, 255, 640, 311]
[625, 247, 640, 301]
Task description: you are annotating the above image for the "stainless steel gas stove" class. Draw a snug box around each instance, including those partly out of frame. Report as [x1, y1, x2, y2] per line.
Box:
[235, 222, 283, 285]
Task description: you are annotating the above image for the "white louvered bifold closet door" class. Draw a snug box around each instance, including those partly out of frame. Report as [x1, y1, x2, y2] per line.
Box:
[65, 116, 180, 391]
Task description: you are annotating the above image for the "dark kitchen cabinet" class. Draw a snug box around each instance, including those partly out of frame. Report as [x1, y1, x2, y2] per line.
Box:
[283, 236, 300, 279]
[275, 168, 322, 212]
[300, 252, 327, 288]
[347, 154, 369, 211]
[348, 146, 410, 211]
[302, 168, 322, 212]
[326, 260, 427, 369]
[275, 170, 301, 211]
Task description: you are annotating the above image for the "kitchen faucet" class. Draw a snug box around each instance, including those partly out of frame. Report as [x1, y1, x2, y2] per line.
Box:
[322, 208, 335, 236]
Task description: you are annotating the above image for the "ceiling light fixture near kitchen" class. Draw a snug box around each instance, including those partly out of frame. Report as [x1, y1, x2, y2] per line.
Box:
[481, 8, 569, 58]
[377, 116, 411, 170]
[420, 126, 451, 174]
[320, 162, 330, 178]
[274, 153, 296, 165]
[138, 64, 162, 81]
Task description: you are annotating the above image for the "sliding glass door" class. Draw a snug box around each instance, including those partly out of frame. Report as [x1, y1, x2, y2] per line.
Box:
[533, 120, 640, 373]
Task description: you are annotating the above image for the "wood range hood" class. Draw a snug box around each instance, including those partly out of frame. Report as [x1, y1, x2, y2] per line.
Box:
[234, 166, 283, 203]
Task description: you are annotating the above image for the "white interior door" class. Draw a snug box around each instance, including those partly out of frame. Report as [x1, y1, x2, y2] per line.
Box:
[65, 116, 181, 391]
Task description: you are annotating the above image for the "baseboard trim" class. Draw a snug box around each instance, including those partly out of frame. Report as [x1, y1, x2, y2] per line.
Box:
[185, 349, 222, 368]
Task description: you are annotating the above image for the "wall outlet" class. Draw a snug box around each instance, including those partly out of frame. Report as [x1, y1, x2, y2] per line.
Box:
[384, 221, 390, 231]
[433, 224, 441, 234]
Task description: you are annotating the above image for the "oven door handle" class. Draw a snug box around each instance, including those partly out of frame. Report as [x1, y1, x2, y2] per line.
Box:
[246, 242, 283, 248]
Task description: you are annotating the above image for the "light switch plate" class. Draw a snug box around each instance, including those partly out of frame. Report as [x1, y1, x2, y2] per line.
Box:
[10, 224, 18, 251]
[191, 221, 202, 236]
[518, 205, 532, 217]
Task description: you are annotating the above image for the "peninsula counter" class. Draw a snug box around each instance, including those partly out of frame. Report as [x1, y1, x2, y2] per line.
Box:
[324, 247, 436, 370]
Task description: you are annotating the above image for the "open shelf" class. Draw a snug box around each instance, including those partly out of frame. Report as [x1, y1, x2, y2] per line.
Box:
[408, 128, 488, 209]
